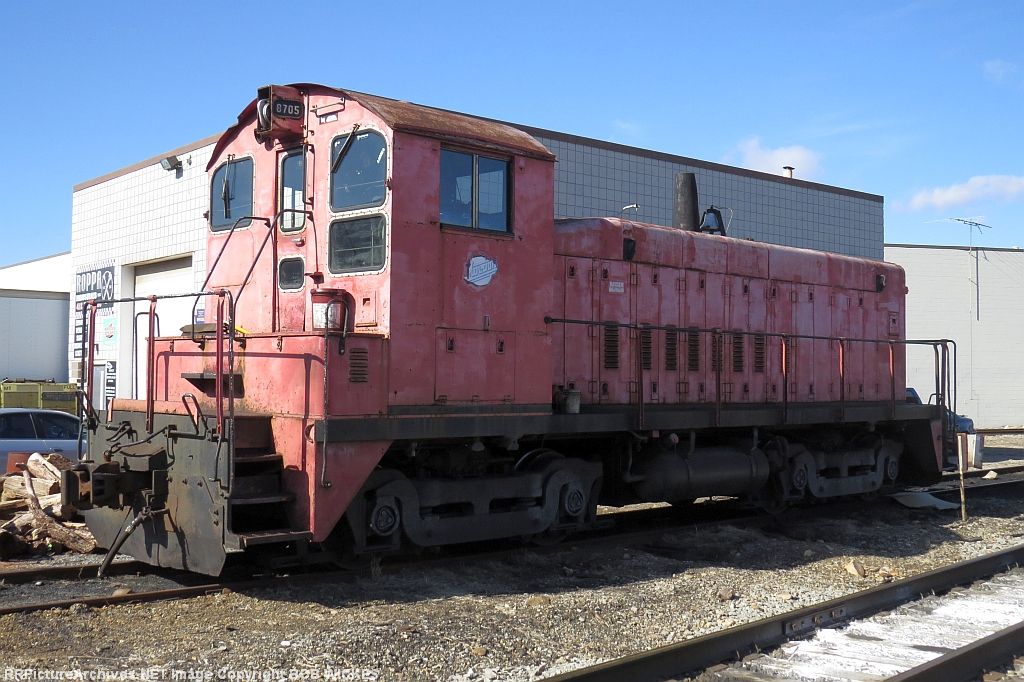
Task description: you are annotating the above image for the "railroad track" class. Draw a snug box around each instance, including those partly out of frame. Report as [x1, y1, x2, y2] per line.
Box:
[1, 474, 1021, 618]
[546, 543, 1024, 682]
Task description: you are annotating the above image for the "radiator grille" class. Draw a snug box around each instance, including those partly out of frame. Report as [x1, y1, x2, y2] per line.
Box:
[665, 329, 678, 371]
[732, 333, 745, 373]
[348, 347, 369, 383]
[712, 334, 723, 372]
[603, 325, 619, 370]
[640, 329, 653, 370]
[687, 329, 701, 372]
[753, 334, 766, 373]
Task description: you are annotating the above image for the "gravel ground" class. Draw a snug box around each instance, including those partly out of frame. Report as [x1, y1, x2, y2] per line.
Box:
[2, 448, 1024, 681]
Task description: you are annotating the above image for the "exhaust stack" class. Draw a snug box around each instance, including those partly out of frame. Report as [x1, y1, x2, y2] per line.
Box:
[674, 172, 700, 231]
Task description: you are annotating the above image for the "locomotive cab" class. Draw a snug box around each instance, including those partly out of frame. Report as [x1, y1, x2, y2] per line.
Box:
[66, 84, 605, 573]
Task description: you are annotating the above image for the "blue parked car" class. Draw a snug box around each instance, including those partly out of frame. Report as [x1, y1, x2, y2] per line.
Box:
[0, 408, 83, 473]
[905, 388, 975, 433]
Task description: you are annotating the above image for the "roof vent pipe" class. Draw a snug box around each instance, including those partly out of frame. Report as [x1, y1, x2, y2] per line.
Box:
[783, 166, 794, 179]
[674, 172, 700, 231]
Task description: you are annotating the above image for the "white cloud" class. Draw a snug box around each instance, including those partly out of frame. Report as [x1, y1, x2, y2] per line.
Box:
[909, 175, 1024, 211]
[983, 59, 1017, 83]
[612, 119, 642, 137]
[731, 136, 821, 179]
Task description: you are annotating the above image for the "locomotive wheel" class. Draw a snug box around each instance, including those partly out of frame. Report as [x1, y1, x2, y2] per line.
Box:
[517, 448, 592, 547]
[514, 447, 563, 471]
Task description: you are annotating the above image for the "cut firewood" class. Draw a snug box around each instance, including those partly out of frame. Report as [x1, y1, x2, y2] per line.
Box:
[0, 491, 62, 517]
[20, 471, 95, 554]
[0, 497, 29, 514]
[26, 453, 62, 482]
[1, 511, 34, 535]
[2, 474, 59, 501]
[42, 502, 76, 521]
[44, 453, 74, 471]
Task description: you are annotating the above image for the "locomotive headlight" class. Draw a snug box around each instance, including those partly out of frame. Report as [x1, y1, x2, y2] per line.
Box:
[311, 289, 346, 331]
[256, 98, 272, 133]
[254, 85, 305, 141]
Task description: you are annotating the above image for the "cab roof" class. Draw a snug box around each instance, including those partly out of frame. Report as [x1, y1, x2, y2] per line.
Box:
[209, 83, 555, 169]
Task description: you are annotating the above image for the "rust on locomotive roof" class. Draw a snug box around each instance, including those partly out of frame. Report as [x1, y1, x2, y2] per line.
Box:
[209, 83, 554, 169]
[348, 89, 554, 161]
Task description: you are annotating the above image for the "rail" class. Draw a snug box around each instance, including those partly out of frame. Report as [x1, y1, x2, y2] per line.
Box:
[544, 316, 955, 432]
[545, 540, 1024, 682]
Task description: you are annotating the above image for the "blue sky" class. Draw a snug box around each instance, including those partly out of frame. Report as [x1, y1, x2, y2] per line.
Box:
[1, 0, 1021, 265]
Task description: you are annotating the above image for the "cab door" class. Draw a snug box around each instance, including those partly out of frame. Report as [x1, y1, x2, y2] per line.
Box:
[275, 148, 308, 331]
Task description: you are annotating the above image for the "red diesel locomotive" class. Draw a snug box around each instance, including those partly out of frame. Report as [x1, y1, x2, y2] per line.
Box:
[65, 84, 952, 575]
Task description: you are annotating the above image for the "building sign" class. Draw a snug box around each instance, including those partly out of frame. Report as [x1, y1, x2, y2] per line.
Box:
[98, 316, 118, 353]
[76, 265, 115, 309]
[103, 361, 117, 407]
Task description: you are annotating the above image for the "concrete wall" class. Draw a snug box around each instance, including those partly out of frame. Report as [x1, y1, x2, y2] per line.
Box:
[0, 291, 69, 381]
[886, 244, 1024, 428]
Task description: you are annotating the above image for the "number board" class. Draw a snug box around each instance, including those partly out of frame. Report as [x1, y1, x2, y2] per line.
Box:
[273, 98, 303, 120]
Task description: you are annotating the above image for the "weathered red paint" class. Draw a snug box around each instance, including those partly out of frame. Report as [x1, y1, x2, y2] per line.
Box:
[136, 83, 924, 547]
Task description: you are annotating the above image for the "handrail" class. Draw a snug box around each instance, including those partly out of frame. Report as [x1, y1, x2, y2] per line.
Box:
[85, 302, 98, 422]
[546, 315, 955, 431]
[145, 297, 157, 431]
[231, 209, 311, 323]
[191, 215, 271, 340]
[82, 290, 240, 439]
[132, 310, 160, 399]
[319, 299, 350, 489]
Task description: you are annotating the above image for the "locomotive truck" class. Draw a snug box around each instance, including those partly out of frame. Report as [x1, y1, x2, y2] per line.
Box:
[64, 84, 952, 575]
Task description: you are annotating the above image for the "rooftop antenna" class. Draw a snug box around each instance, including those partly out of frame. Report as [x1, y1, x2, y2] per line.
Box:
[949, 217, 994, 321]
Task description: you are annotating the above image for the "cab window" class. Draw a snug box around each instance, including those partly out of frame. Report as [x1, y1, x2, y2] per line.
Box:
[329, 215, 386, 273]
[280, 151, 306, 232]
[278, 257, 305, 290]
[330, 131, 387, 212]
[440, 149, 509, 232]
[210, 158, 254, 231]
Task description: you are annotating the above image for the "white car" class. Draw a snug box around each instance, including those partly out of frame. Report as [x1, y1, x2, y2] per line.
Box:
[0, 408, 83, 473]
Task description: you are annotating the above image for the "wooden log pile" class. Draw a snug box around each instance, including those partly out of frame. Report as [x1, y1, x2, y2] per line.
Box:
[0, 453, 96, 559]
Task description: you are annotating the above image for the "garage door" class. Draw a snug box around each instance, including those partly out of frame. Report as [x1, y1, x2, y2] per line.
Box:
[134, 257, 194, 399]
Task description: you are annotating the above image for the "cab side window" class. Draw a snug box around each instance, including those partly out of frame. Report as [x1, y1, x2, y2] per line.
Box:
[210, 158, 254, 231]
[330, 131, 388, 212]
[280, 151, 306, 232]
[329, 215, 387, 273]
[440, 150, 510, 232]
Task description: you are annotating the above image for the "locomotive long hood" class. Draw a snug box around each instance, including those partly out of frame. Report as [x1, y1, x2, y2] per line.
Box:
[208, 82, 555, 171]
